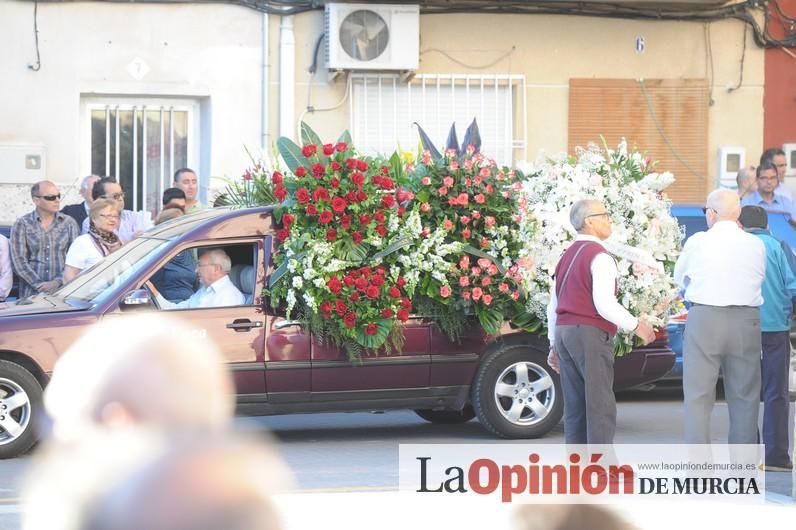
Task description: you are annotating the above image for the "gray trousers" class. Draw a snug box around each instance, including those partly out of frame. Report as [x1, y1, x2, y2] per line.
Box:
[683, 304, 761, 445]
[554, 324, 616, 445]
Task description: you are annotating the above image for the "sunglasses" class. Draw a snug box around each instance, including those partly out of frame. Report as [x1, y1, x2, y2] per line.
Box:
[34, 194, 61, 201]
[702, 207, 717, 214]
[586, 212, 610, 219]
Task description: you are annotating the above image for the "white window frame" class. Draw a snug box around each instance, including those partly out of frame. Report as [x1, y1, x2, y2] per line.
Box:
[349, 73, 527, 165]
[80, 97, 201, 212]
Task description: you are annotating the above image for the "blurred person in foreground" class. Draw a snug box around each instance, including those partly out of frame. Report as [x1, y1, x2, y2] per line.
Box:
[22, 430, 290, 530]
[43, 313, 233, 442]
[514, 504, 637, 530]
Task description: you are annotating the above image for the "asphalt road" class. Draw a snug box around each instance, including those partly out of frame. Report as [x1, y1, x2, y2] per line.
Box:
[0, 389, 793, 529]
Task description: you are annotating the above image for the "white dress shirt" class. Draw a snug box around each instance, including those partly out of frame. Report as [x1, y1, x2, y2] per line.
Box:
[157, 274, 244, 309]
[547, 235, 638, 342]
[673, 220, 766, 307]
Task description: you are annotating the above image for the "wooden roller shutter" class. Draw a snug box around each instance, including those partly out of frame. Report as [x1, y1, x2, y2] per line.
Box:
[568, 78, 709, 203]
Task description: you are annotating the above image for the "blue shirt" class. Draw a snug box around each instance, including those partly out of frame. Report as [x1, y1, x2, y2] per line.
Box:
[741, 191, 796, 222]
[748, 229, 796, 331]
[150, 250, 196, 303]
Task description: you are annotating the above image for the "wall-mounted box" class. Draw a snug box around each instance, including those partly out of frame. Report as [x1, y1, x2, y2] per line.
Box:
[0, 145, 46, 183]
[717, 146, 745, 188]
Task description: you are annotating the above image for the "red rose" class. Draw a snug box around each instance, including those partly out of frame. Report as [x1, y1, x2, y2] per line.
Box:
[345, 191, 357, 203]
[345, 158, 358, 170]
[336, 142, 347, 152]
[275, 228, 289, 241]
[319, 210, 333, 224]
[302, 144, 317, 157]
[330, 177, 340, 189]
[281, 213, 295, 227]
[343, 275, 355, 287]
[326, 228, 337, 241]
[381, 308, 394, 318]
[400, 297, 411, 310]
[340, 214, 352, 229]
[359, 214, 371, 226]
[323, 143, 335, 156]
[366, 285, 380, 299]
[396, 276, 406, 288]
[371, 275, 385, 287]
[295, 167, 307, 178]
[365, 322, 378, 335]
[355, 277, 368, 291]
[344, 312, 356, 328]
[379, 177, 394, 190]
[305, 204, 317, 216]
[397, 309, 410, 322]
[274, 185, 287, 202]
[361, 266, 371, 277]
[332, 196, 347, 214]
[388, 286, 401, 298]
[330, 161, 342, 172]
[313, 186, 330, 202]
[356, 191, 367, 202]
[381, 195, 395, 208]
[312, 163, 325, 179]
[371, 175, 383, 187]
[350, 292, 360, 302]
[380, 165, 390, 175]
[374, 211, 385, 223]
[319, 301, 331, 314]
[271, 171, 283, 185]
[376, 265, 386, 275]
[335, 299, 347, 316]
[351, 172, 365, 188]
[327, 277, 342, 294]
[352, 231, 364, 244]
[296, 187, 310, 203]
[397, 206, 405, 217]
[376, 224, 387, 237]
[357, 160, 368, 171]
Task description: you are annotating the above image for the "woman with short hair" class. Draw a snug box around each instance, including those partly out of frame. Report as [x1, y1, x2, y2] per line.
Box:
[63, 198, 123, 283]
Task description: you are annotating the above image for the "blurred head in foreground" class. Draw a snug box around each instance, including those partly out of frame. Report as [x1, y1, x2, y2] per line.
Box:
[514, 504, 638, 530]
[23, 432, 289, 530]
[43, 313, 233, 441]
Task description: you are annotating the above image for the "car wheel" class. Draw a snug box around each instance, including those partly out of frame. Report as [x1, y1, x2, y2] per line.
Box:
[414, 406, 476, 424]
[472, 344, 563, 439]
[0, 360, 43, 459]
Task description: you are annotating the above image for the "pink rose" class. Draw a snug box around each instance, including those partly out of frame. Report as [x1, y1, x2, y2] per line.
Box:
[477, 258, 491, 269]
[472, 287, 483, 301]
[471, 211, 481, 219]
[438, 186, 449, 196]
[440, 286, 451, 298]
[482, 294, 493, 306]
[471, 267, 482, 276]
[448, 161, 459, 171]
[443, 176, 454, 187]
[474, 194, 486, 204]
[420, 202, 431, 213]
[459, 256, 470, 269]
[459, 276, 470, 287]
[462, 290, 472, 300]
[421, 176, 431, 186]
[511, 291, 520, 301]
[456, 193, 469, 206]
[498, 283, 510, 293]
[443, 218, 454, 230]
[481, 277, 491, 286]
[462, 228, 471, 239]
[485, 216, 496, 227]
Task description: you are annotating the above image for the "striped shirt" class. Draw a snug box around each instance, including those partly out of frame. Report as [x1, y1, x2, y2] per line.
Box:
[10, 210, 79, 299]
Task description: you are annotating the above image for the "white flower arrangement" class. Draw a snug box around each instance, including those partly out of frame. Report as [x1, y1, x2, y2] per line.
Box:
[517, 139, 683, 354]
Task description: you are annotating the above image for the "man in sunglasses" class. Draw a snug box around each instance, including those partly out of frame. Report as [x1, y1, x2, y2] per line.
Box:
[10, 181, 79, 299]
[80, 176, 148, 243]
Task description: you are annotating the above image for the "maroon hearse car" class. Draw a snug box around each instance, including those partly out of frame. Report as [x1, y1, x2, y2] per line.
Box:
[0, 207, 674, 458]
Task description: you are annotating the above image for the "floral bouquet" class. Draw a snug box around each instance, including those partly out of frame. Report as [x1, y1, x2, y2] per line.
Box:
[516, 139, 683, 355]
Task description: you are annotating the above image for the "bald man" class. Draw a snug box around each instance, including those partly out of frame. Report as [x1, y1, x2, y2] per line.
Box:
[674, 189, 766, 445]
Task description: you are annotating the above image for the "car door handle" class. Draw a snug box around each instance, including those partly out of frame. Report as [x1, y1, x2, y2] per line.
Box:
[226, 319, 263, 332]
[274, 320, 303, 330]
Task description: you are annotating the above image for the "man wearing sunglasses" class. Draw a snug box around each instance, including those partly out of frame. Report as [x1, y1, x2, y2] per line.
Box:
[80, 176, 148, 243]
[10, 181, 79, 299]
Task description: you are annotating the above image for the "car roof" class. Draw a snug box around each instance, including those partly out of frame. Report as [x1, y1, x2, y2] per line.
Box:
[145, 206, 275, 241]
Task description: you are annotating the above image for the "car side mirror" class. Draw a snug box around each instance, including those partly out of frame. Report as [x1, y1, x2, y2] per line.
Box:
[120, 289, 153, 310]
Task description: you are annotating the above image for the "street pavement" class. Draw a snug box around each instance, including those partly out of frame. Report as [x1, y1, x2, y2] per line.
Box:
[0, 389, 793, 529]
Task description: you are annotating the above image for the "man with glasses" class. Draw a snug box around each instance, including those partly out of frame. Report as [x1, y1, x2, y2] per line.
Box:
[81, 176, 148, 243]
[760, 147, 792, 200]
[741, 161, 796, 228]
[147, 248, 243, 309]
[546, 199, 656, 445]
[675, 189, 766, 446]
[10, 181, 79, 299]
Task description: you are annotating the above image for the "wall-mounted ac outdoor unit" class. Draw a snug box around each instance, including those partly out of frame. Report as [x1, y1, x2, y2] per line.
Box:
[325, 3, 419, 72]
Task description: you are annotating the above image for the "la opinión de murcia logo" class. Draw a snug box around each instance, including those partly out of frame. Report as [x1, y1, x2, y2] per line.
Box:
[414, 453, 761, 502]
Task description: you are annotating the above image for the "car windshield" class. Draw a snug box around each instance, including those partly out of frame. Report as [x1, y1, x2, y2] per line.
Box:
[55, 237, 171, 304]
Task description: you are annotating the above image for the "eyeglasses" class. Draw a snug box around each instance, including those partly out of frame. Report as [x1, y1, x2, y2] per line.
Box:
[34, 194, 61, 201]
[702, 207, 717, 214]
[97, 214, 121, 221]
[102, 193, 125, 201]
[586, 212, 610, 219]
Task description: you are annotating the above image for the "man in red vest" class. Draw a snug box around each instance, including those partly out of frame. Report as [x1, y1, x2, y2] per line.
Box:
[546, 199, 656, 445]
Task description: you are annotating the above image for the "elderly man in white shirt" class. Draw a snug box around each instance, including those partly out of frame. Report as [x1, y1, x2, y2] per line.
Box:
[674, 189, 766, 445]
[148, 248, 244, 309]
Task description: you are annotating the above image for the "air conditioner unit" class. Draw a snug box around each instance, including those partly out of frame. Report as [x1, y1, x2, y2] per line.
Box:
[717, 146, 745, 188]
[783, 143, 796, 177]
[325, 3, 419, 72]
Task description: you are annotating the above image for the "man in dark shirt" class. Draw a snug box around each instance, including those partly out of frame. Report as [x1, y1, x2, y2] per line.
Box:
[61, 175, 99, 227]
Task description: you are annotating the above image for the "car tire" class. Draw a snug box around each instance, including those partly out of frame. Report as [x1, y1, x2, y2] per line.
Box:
[472, 344, 563, 439]
[414, 406, 476, 424]
[0, 360, 43, 459]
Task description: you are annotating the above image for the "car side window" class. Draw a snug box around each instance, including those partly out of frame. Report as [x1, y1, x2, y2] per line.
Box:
[146, 243, 258, 310]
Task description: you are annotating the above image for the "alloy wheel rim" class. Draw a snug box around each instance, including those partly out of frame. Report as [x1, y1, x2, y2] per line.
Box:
[493, 361, 555, 426]
[0, 378, 32, 446]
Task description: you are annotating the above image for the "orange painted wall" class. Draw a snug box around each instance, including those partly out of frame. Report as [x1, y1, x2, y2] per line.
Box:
[764, 0, 796, 148]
